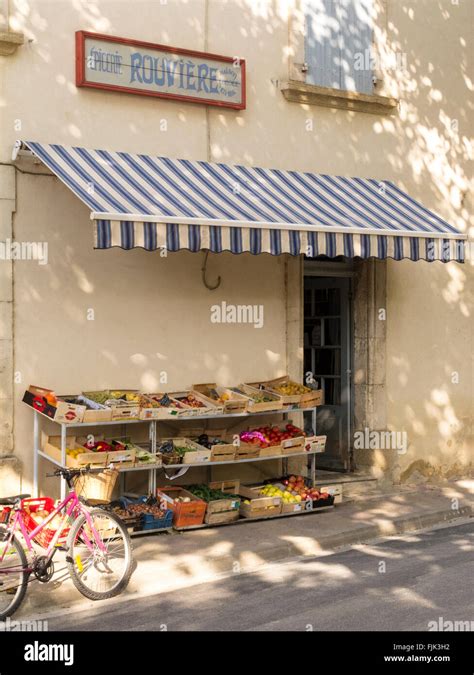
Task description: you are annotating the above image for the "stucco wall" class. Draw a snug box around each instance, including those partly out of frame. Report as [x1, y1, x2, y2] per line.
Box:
[0, 0, 472, 492]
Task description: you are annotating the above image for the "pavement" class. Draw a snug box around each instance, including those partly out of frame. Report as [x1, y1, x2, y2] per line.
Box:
[42, 520, 474, 631]
[16, 478, 474, 621]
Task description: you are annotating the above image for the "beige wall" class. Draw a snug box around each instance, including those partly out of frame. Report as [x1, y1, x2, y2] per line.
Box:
[0, 0, 472, 492]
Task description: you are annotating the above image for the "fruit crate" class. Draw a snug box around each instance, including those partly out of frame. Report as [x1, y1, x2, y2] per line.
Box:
[156, 487, 207, 528]
[238, 485, 282, 519]
[140, 393, 193, 419]
[281, 502, 305, 514]
[159, 438, 211, 465]
[210, 443, 236, 462]
[193, 383, 249, 414]
[193, 430, 237, 462]
[304, 435, 327, 453]
[170, 391, 221, 416]
[234, 444, 260, 461]
[208, 479, 240, 494]
[232, 384, 283, 413]
[21, 497, 70, 548]
[260, 376, 324, 407]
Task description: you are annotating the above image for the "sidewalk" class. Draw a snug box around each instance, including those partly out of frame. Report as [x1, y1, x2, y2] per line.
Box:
[18, 479, 473, 620]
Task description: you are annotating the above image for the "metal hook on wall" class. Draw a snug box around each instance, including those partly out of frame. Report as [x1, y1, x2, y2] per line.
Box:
[201, 250, 221, 290]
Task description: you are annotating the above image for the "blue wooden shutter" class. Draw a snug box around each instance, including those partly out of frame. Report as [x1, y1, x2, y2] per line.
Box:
[305, 0, 373, 94]
[340, 0, 373, 94]
[305, 0, 341, 89]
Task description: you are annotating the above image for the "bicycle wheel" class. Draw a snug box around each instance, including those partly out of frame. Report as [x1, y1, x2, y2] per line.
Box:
[0, 527, 29, 619]
[66, 509, 133, 601]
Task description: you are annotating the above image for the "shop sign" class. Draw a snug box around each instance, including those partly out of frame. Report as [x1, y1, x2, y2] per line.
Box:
[75, 31, 246, 110]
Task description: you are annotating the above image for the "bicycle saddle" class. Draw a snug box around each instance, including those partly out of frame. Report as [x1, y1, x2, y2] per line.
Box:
[0, 494, 30, 505]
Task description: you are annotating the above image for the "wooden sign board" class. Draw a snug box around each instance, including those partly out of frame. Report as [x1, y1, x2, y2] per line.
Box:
[76, 31, 246, 110]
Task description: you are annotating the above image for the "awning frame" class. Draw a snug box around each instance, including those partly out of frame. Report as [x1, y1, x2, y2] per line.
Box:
[91, 211, 467, 240]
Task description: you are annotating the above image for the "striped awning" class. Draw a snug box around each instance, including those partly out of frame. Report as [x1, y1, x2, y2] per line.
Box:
[22, 141, 466, 262]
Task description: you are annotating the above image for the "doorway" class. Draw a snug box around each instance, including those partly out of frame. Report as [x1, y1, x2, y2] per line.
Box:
[303, 275, 352, 471]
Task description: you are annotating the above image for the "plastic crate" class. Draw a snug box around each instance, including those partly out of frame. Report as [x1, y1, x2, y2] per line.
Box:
[21, 497, 70, 549]
[157, 487, 207, 528]
[141, 509, 173, 531]
[0, 506, 11, 524]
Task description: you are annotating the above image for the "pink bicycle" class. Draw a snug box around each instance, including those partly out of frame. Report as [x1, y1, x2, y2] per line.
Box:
[0, 466, 133, 618]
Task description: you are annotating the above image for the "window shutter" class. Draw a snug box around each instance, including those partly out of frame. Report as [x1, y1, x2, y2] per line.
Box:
[304, 0, 373, 95]
[305, 0, 341, 90]
[340, 0, 373, 94]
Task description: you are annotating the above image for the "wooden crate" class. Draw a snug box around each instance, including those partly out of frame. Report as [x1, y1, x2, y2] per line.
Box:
[205, 510, 240, 525]
[170, 390, 221, 416]
[41, 433, 136, 467]
[232, 384, 283, 413]
[193, 383, 249, 414]
[142, 393, 193, 418]
[304, 435, 327, 453]
[258, 445, 282, 457]
[210, 444, 236, 462]
[238, 485, 282, 518]
[235, 443, 260, 461]
[209, 479, 240, 494]
[161, 437, 211, 465]
[206, 495, 240, 514]
[281, 502, 304, 514]
[262, 376, 323, 407]
[281, 436, 306, 454]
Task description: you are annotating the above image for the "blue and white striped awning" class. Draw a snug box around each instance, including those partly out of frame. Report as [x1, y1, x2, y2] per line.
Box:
[22, 141, 466, 262]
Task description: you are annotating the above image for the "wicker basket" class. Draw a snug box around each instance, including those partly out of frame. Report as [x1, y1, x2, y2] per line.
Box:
[73, 469, 118, 504]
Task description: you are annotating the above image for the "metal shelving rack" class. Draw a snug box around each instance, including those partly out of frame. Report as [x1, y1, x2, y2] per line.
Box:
[32, 404, 323, 530]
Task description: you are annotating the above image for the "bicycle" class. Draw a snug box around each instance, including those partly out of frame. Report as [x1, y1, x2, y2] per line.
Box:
[0, 465, 134, 619]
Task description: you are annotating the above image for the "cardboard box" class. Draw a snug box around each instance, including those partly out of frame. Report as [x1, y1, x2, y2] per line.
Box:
[61, 394, 112, 423]
[23, 386, 86, 424]
[319, 484, 343, 504]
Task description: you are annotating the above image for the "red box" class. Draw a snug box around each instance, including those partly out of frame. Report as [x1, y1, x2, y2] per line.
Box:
[21, 497, 70, 548]
[22, 386, 86, 424]
[156, 487, 206, 529]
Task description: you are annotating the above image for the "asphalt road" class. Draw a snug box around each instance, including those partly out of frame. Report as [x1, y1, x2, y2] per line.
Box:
[48, 521, 473, 631]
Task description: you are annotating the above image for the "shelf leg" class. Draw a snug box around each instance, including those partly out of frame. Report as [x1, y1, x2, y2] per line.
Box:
[149, 420, 156, 495]
[309, 452, 316, 487]
[60, 424, 66, 500]
[33, 411, 39, 497]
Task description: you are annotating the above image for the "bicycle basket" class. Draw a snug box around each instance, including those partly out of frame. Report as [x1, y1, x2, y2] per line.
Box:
[72, 469, 118, 504]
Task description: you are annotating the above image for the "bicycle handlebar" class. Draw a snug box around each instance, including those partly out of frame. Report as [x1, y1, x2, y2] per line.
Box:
[46, 464, 115, 480]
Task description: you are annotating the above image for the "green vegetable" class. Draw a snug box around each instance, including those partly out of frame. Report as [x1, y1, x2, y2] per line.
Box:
[187, 484, 240, 503]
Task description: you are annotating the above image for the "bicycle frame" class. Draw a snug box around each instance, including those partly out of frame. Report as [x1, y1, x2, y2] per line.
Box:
[0, 490, 108, 574]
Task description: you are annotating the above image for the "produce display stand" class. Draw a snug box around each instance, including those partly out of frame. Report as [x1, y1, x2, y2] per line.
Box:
[31, 403, 326, 534]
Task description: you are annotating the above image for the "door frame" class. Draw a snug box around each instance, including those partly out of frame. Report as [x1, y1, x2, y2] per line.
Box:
[303, 260, 354, 472]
